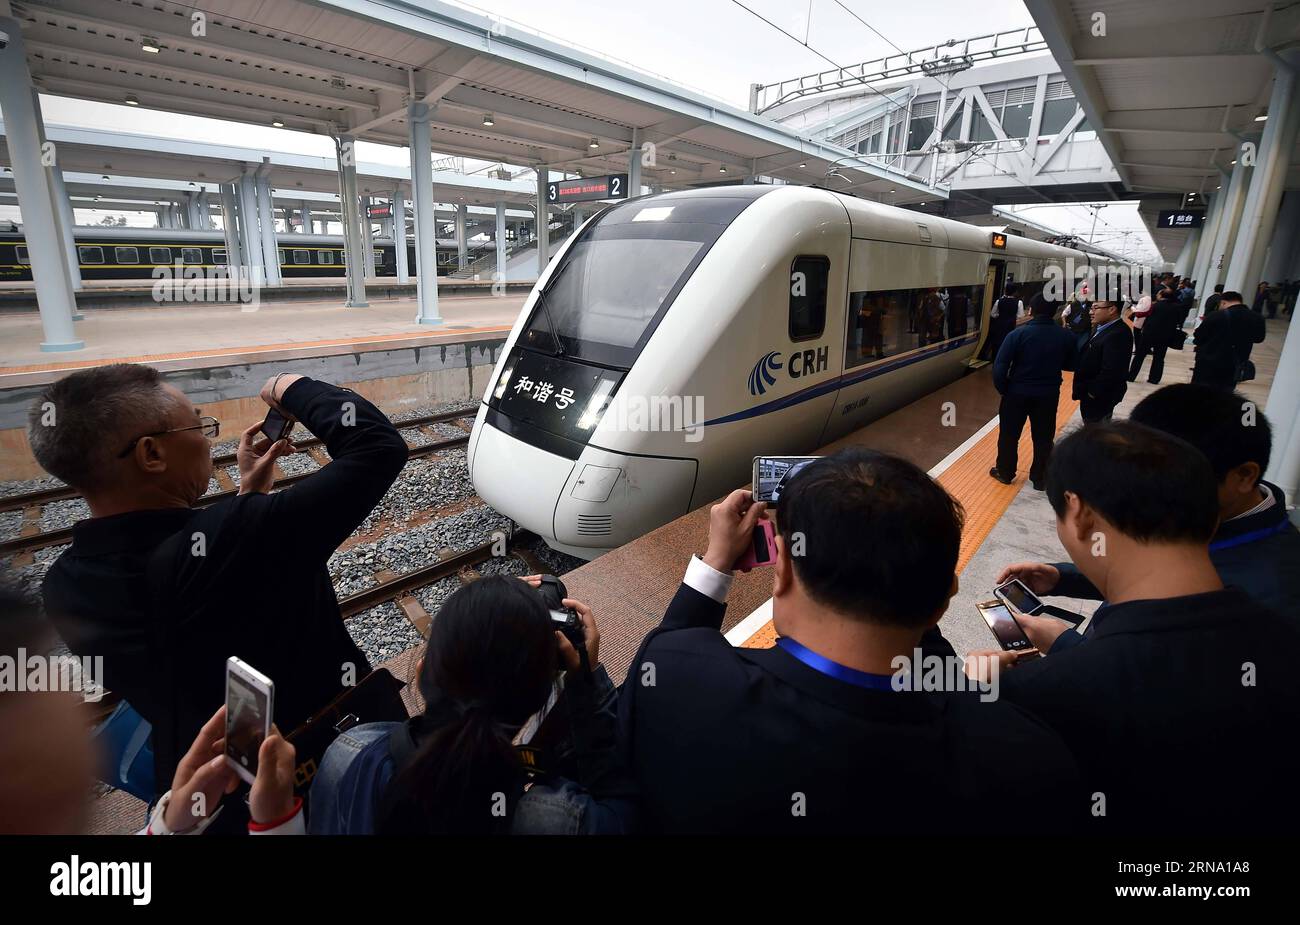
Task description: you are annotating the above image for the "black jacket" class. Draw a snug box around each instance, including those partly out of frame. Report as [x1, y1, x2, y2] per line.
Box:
[617, 581, 1080, 834]
[1138, 298, 1184, 347]
[1049, 481, 1300, 620]
[993, 316, 1079, 397]
[1001, 587, 1300, 834]
[1071, 320, 1133, 404]
[43, 378, 409, 788]
[1194, 303, 1266, 375]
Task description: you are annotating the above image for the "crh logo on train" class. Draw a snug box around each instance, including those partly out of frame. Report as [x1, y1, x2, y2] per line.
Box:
[747, 346, 829, 396]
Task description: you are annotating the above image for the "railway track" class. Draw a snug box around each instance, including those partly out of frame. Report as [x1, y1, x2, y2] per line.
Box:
[337, 527, 541, 619]
[0, 407, 478, 557]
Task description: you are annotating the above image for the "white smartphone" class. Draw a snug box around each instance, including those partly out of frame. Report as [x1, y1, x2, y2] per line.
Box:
[994, 578, 1045, 616]
[225, 657, 274, 785]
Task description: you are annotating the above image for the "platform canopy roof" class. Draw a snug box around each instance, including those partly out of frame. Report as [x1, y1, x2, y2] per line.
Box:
[0, 119, 537, 205]
[1026, 0, 1300, 260]
[3, 0, 942, 203]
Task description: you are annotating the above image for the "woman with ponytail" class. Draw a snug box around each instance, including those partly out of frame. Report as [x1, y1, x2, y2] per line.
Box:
[308, 576, 636, 835]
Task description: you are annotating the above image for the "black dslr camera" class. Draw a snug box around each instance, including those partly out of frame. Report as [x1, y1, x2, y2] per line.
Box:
[536, 574, 584, 651]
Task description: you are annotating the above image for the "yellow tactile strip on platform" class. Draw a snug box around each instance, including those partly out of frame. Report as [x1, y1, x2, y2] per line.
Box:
[0, 324, 513, 375]
[740, 375, 1079, 649]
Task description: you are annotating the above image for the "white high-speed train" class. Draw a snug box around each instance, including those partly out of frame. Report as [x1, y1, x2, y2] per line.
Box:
[468, 185, 1112, 557]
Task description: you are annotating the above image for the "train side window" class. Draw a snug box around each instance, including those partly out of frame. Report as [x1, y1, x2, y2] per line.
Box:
[148, 246, 171, 264]
[318, 250, 334, 265]
[115, 247, 140, 264]
[293, 249, 310, 265]
[181, 247, 203, 264]
[278, 249, 288, 265]
[15, 245, 30, 264]
[78, 246, 104, 265]
[789, 256, 828, 341]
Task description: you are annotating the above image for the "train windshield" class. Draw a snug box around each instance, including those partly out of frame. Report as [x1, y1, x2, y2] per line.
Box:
[519, 196, 755, 368]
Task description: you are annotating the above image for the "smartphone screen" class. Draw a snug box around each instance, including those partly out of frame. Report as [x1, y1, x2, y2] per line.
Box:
[977, 600, 1033, 651]
[996, 579, 1044, 615]
[261, 408, 293, 443]
[752, 456, 819, 503]
[225, 667, 271, 778]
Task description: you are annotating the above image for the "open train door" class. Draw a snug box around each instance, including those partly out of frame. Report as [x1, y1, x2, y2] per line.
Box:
[966, 258, 1005, 369]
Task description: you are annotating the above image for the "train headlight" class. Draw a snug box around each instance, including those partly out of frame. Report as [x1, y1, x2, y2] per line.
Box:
[576, 378, 617, 431]
[493, 364, 514, 400]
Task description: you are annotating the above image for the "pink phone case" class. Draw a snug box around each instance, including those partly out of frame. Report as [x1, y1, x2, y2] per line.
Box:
[733, 519, 778, 572]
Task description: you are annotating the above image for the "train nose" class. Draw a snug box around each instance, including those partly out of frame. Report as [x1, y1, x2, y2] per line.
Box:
[470, 411, 697, 557]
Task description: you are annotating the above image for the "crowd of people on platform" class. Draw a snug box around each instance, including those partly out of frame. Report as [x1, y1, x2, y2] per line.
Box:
[2, 273, 1298, 836]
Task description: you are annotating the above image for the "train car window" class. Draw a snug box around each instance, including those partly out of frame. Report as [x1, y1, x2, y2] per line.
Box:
[149, 247, 171, 264]
[278, 249, 288, 265]
[845, 283, 986, 372]
[16, 246, 30, 264]
[318, 250, 335, 265]
[213, 249, 228, 265]
[181, 248, 203, 264]
[293, 249, 310, 265]
[115, 247, 140, 264]
[78, 246, 104, 264]
[789, 256, 829, 341]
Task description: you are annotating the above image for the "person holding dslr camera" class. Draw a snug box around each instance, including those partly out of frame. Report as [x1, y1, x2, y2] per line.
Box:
[308, 575, 637, 835]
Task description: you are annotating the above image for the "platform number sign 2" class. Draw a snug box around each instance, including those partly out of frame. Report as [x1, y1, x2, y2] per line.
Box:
[546, 174, 629, 204]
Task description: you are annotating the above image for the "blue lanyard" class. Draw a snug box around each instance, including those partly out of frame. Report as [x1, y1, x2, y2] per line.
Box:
[1209, 520, 1291, 552]
[776, 637, 897, 691]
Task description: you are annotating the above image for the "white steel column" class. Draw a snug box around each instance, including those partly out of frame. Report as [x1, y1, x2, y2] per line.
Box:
[255, 174, 282, 287]
[494, 199, 506, 282]
[237, 173, 264, 285]
[1226, 61, 1300, 295]
[629, 127, 643, 197]
[1190, 185, 1226, 312]
[47, 150, 84, 293]
[219, 183, 243, 277]
[408, 103, 441, 324]
[0, 18, 82, 350]
[1200, 158, 1251, 298]
[1173, 229, 1200, 277]
[335, 135, 367, 307]
[536, 167, 551, 275]
[392, 190, 409, 285]
[361, 196, 377, 278]
[454, 204, 468, 269]
[299, 204, 311, 233]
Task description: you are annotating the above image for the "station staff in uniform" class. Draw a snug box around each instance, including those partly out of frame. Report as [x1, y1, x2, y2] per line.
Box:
[1071, 300, 1132, 423]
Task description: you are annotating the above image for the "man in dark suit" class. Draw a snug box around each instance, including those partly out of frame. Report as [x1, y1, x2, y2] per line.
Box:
[1192, 290, 1265, 389]
[1071, 300, 1132, 422]
[618, 449, 1079, 835]
[1128, 288, 1182, 383]
[990, 297, 1078, 490]
[971, 423, 1300, 834]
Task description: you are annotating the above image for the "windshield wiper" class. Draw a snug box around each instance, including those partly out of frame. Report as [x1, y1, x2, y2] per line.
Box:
[533, 284, 566, 357]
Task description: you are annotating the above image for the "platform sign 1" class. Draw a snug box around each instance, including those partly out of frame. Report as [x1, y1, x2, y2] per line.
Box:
[367, 203, 392, 219]
[546, 174, 629, 204]
[1157, 210, 1205, 229]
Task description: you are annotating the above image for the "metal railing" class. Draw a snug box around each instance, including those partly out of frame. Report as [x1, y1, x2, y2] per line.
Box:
[751, 26, 1046, 113]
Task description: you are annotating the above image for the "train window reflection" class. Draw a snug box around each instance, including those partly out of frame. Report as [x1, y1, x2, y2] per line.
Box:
[789, 256, 829, 342]
[78, 246, 104, 265]
[521, 225, 710, 368]
[845, 283, 985, 371]
[114, 247, 139, 264]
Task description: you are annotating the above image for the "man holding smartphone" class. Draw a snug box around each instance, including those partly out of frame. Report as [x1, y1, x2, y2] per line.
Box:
[31, 365, 409, 821]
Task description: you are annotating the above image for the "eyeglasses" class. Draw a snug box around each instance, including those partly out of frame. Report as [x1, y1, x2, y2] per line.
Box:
[117, 415, 220, 458]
